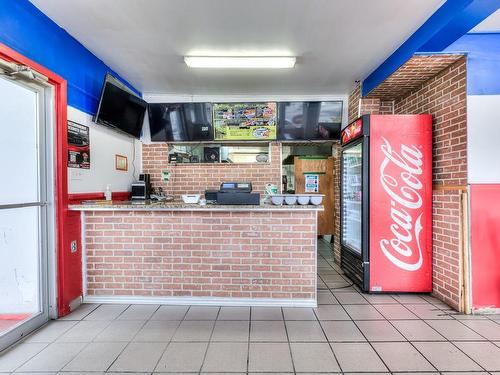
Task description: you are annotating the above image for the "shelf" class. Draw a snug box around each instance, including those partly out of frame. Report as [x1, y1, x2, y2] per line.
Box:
[346, 216, 361, 221]
[343, 217, 361, 222]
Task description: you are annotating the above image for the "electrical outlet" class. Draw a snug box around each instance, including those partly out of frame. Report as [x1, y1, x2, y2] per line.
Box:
[70, 240, 77, 253]
[162, 170, 170, 181]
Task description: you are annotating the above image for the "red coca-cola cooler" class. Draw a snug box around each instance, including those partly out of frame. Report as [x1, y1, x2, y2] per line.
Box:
[340, 114, 432, 292]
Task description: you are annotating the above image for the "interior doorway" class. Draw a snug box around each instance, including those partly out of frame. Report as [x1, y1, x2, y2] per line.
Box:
[0, 68, 55, 351]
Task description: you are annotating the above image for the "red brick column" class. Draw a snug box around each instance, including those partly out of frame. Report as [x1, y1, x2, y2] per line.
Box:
[342, 58, 467, 310]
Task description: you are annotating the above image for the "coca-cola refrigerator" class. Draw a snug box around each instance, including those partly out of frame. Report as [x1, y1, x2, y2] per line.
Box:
[340, 114, 433, 292]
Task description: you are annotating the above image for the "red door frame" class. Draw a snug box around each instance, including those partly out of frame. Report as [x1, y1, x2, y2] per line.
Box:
[0, 43, 70, 316]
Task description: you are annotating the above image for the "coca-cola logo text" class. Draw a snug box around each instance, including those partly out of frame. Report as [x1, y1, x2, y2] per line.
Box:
[379, 137, 424, 271]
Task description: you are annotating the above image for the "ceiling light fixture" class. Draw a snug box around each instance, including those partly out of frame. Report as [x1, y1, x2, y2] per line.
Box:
[184, 56, 296, 69]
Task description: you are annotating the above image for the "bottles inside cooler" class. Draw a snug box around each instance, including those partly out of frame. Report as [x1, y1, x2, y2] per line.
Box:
[341, 142, 362, 254]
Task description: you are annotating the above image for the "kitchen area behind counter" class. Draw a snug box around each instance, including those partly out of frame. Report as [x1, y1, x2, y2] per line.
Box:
[141, 142, 283, 198]
[71, 201, 322, 306]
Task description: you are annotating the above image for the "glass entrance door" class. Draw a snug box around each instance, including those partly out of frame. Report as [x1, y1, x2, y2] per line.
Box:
[0, 74, 50, 351]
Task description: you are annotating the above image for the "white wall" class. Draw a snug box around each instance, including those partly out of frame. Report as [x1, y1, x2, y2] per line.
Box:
[67, 106, 142, 194]
[467, 95, 500, 183]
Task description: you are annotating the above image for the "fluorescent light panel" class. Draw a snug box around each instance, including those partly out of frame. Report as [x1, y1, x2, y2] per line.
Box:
[184, 56, 296, 69]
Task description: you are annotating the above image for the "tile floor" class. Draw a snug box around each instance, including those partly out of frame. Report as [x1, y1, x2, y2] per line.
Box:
[1, 240, 500, 374]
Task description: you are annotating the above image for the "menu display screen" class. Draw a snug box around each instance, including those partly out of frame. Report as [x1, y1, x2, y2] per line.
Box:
[278, 101, 342, 141]
[213, 102, 277, 141]
[148, 103, 213, 142]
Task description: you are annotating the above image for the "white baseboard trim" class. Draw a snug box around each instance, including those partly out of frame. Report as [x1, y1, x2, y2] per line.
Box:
[83, 295, 317, 307]
[472, 307, 500, 314]
[68, 296, 82, 313]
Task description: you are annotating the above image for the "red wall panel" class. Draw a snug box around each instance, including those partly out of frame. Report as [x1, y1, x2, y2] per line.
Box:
[470, 184, 500, 309]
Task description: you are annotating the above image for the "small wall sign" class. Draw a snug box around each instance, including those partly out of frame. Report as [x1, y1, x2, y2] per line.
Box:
[67, 121, 90, 169]
[115, 154, 128, 171]
[305, 174, 319, 193]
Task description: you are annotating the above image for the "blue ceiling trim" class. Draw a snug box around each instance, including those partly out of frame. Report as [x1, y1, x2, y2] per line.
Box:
[413, 51, 469, 56]
[466, 31, 500, 35]
[362, 0, 498, 97]
[418, 0, 500, 52]
[0, 0, 141, 115]
[444, 33, 500, 95]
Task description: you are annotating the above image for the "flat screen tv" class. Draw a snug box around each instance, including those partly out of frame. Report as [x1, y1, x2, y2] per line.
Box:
[277, 101, 343, 141]
[213, 102, 277, 141]
[94, 75, 147, 138]
[148, 103, 213, 142]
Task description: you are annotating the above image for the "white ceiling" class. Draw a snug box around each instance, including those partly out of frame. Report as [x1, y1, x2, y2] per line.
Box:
[471, 9, 500, 33]
[30, 0, 444, 96]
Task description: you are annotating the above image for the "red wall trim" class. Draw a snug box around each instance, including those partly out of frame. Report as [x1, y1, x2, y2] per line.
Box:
[470, 184, 500, 310]
[0, 43, 72, 317]
[68, 191, 130, 203]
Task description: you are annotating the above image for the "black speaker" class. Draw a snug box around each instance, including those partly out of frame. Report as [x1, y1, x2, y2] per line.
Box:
[204, 147, 220, 163]
[204, 190, 218, 203]
[138, 173, 152, 199]
[168, 153, 178, 163]
[139, 173, 150, 184]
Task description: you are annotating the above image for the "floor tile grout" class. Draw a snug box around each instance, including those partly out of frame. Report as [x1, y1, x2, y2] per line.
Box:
[281, 305, 297, 374]
[198, 306, 220, 373]
[3, 240, 500, 374]
[103, 308, 157, 373]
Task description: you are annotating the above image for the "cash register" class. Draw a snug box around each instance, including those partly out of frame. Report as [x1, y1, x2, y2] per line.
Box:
[209, 182, 260, 205]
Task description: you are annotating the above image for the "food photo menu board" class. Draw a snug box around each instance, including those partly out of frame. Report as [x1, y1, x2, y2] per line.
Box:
[67, 121, 90, 169]
[213, 102, 277, 141]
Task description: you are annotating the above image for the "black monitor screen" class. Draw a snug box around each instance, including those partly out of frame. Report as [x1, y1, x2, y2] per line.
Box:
[95, 81, 147, 138]
[148, 103, 213, 142]
[278, 101, 342, 141]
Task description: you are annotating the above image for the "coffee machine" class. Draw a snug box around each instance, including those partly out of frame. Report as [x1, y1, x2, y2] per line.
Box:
[131, 173, 152, 200]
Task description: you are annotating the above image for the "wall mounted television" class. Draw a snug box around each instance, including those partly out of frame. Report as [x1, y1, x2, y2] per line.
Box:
[277, 101, 343, 141]
[213, 102, 277, 141]
[94, 74, 147, 139]
[148, 103, 213, 142]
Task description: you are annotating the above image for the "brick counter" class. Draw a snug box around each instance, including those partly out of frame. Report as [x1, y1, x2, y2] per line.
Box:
[75, 205, 320, 306]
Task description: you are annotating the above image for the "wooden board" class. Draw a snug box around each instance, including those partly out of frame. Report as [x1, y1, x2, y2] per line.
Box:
[294, 156, 334, 235]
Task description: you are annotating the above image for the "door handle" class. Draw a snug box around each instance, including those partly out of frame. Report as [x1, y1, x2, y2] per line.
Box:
[0, 202, 47, 210]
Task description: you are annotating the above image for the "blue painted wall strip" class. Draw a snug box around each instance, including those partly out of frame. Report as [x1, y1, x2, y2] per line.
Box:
[418, 0, 500, 52]
[0, 0, 141, 115]
[444, 33, 500, 95]
[362, 0, 498, 97]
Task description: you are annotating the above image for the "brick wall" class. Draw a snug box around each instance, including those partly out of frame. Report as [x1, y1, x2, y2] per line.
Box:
[393, 58, 467, 188]
[347, 83, 393, 123]
[341, 57, 467, 310]
[393, 57, 467, 309]
[332, 145, 341, 265]
[84, 210, 317, 301]
[430, 189, 462, 308]
[348, 84, 362, 123]
[142, 143, 282, 197]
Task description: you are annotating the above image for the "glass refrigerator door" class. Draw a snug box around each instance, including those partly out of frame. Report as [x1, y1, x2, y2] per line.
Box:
[341, 142, 363, 254]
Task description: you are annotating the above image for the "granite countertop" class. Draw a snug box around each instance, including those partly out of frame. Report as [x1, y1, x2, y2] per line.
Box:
[69, 200, 324, 212]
